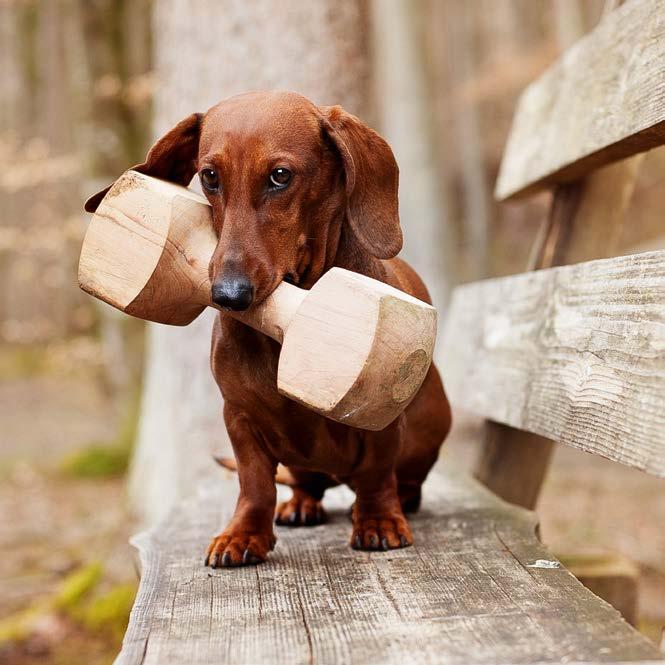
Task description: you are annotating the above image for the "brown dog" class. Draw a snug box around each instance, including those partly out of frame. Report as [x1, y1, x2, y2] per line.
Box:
[86, 91, 452, 567]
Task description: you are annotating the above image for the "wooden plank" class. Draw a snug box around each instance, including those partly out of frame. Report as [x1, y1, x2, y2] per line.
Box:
[442, 250, 665, 477]
[559, 552, 640, 627]
[495, 0, 665, 201]
[114, 465, 663, 665]
[477, 149, 645, 509]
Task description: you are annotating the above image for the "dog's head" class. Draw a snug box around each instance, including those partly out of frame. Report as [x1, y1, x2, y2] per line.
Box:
[85, 91, 401, 311]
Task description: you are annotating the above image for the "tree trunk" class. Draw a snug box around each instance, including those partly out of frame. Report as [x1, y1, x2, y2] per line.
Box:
[369, 0, 452, 321]
[129, 0, 371, 525]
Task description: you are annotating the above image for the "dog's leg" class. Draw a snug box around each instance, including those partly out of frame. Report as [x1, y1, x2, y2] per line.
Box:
[350, 469, 412, 550]
[275, 469, 335, 527]
[397, 483, 422, 514]
[205, 415, 277, 568]
[349, 425, 413, 551]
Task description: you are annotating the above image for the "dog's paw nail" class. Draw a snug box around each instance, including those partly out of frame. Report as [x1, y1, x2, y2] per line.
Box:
[242, 549, 261, 565]
[303, 513, 315, 526]
[288, 511, 298, 525]
[353, 535, 362, 549]
[368, 534, 379, 549]
[221, 552, 232, 567]
[380, 537, 389, 551]
[399, 535, 409, 547]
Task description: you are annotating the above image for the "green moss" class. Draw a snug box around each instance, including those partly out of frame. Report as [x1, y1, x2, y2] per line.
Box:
[59, 444, 130, 478]
[0, 562, 102, 645]
[59, 395, 139, 479]
[76, 583, 137, 640]
[0, 605, 43, 643]
[53, 562, 103, 611]
[0, 561, 137, 650]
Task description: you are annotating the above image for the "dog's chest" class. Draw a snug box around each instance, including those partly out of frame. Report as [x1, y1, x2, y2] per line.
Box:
[264, 417, 366, 477]
[213, 316, 374, 476]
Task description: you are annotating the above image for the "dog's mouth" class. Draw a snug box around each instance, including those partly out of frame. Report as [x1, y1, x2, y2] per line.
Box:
[245, 271, 300, 311]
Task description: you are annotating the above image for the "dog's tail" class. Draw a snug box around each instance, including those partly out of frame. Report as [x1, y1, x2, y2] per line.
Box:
[214, 456, 296, 486]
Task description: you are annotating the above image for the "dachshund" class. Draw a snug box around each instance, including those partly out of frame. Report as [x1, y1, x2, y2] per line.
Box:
[85, 91, 452, 567]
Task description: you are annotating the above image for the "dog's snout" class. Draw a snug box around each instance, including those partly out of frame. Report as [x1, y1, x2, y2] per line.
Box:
[211, 276, 255, 311]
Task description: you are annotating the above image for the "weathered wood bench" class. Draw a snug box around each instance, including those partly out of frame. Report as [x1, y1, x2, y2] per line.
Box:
[116, 1, 665, 663]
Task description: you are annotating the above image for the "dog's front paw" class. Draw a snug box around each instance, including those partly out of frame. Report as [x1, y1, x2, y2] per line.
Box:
[350, 513, 413, 551]
[275, 493, 326, 527]
[205, 530, 276, 568]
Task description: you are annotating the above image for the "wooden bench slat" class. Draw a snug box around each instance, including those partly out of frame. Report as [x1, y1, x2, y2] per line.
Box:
[495, 0, 665, 201]
[115, 466, 663, 664]
[442, 250, 665, 477]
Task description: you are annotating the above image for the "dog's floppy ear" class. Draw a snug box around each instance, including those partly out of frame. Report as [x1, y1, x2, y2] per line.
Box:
[84, 113, 202, 213]
[319, 106, 402, 259]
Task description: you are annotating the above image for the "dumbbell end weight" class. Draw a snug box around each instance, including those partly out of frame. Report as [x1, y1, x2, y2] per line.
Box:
[278, 268, 437, 430]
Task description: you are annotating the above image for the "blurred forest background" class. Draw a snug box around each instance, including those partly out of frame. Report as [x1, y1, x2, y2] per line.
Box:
[1, 1, 663, 664]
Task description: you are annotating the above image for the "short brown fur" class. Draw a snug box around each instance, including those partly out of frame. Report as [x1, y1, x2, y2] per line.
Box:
[86, 91, 452, 566]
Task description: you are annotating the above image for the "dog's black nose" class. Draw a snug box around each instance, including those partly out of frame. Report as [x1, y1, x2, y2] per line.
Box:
[211, 277, 255, 311]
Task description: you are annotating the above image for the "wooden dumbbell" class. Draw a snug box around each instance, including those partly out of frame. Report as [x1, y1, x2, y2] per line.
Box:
[78, 170, 437, 430]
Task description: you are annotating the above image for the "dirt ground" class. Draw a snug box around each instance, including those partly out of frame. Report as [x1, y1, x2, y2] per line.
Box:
[0, 349, 137, 665]
[1, 348, 663, 664]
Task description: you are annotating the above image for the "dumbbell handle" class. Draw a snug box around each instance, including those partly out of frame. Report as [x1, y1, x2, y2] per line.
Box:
[226, 281, 306, 344]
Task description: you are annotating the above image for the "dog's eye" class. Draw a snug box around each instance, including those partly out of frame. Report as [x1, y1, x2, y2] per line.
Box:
[200, 168, 220, 192]
[269, 167, 292, 189]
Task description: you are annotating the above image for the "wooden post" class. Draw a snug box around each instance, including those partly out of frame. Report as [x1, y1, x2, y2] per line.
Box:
[370, 0, 452, 314]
